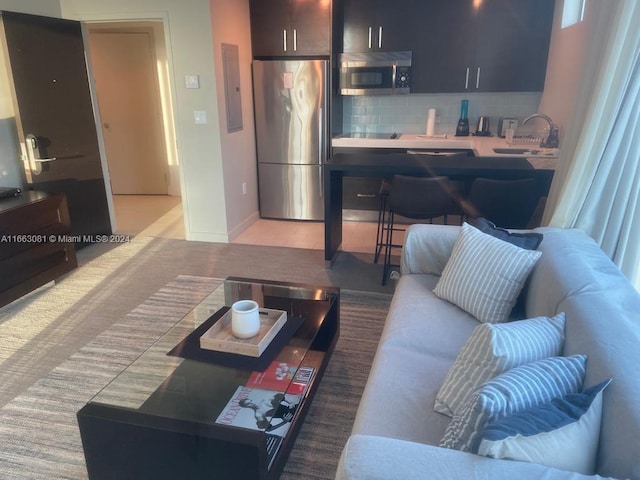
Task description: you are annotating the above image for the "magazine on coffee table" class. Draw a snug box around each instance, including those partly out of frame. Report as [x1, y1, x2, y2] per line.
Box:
[245, 346, 307, 392]
[215, 365, 316, 469]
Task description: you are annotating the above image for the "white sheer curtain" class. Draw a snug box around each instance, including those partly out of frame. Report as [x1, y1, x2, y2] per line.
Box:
[544, 0, 640, 288]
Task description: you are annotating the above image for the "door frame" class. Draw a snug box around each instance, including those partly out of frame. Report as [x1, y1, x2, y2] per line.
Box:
[80, 23, 116, 230]
[79, 12, 182, 231]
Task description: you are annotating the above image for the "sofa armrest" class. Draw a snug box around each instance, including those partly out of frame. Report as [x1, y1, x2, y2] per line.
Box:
[336, 435, 614, 480]
[400, 224, 460, 276]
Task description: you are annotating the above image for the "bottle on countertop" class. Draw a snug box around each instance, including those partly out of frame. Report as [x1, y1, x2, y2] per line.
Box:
[455, 99, 469, 137]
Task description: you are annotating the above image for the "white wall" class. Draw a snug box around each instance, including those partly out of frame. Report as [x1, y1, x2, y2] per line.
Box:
[538, 0, 591, 143]
[61, 0, 231, 242]
[0, 0, 62, 187]
[0, 0, 59, 15]
[209, 0, 259, 241]
[538, 0, 613, 146]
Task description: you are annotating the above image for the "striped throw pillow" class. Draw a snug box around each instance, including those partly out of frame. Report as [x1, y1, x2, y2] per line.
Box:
[434, 313, 566, 417]
[439, 355, 587, 453]
[433, 223, 542, 323]
[478, 379, 611, 474]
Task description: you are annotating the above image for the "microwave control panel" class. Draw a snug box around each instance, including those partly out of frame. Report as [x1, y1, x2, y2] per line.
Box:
[396, 67, 411, 88]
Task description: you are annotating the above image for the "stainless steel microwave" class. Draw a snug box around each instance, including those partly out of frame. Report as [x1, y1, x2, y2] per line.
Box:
[339, 51, 412, 95]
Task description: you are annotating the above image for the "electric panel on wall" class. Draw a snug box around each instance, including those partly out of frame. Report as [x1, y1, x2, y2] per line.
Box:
[221, 43, 243, 133]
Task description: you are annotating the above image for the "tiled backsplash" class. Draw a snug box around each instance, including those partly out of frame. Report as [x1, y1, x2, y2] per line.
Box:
[342, 92, 542, 136]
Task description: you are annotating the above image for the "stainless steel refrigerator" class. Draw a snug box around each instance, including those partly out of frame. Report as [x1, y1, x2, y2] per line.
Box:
[253, 59, 329, 220]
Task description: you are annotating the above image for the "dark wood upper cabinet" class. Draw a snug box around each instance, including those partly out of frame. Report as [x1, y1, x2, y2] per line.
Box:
[472, 0, 555, 92]
[408, 0, 477, 93]
[339, 0, 555, 93]
[343, 0, 418, 52]
[250, 0, 332, 57]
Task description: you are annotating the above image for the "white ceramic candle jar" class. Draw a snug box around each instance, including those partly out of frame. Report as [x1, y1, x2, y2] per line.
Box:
[231, 300, 260, 338]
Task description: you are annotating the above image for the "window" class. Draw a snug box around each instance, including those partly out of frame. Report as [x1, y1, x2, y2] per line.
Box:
[562, 0, 586, 28]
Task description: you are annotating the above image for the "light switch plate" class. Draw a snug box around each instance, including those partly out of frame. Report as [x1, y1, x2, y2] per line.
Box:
[194, 110, 207, 124]
[185, 74, 200, 89]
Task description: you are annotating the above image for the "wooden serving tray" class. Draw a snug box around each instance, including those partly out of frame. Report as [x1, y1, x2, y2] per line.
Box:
[199, 308, 287, 357]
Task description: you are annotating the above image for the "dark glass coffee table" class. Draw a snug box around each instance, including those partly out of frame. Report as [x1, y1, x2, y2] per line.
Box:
[77, 277, 340, 480]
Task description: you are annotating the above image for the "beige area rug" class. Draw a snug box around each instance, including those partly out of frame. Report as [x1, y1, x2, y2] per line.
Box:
[0, 237, 391, 479]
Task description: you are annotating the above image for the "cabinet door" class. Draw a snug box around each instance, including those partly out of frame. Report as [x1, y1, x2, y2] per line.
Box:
[409, 0, 476, 93]
[474, 0, 555, 92]
[343, 0, 419, 52]
[250, 0, 290, 56]
[290, 0, 332, 55]
[343, 0, 377, 52]
[374, 0, 421, 52]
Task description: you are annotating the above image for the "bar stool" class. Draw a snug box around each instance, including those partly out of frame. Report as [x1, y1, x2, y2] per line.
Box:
[373, 178, 391, 263]
[373, 152, 468, 263]
[463, 177, 539, 229]
[381, 175, 464, 285]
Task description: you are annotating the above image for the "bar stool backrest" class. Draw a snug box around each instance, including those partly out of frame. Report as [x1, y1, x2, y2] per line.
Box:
[465, 177, 538, 229]
[388, 175, 463, 220]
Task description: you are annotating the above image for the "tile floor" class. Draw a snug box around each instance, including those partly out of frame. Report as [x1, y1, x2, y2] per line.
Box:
[111, 195, 396, 256]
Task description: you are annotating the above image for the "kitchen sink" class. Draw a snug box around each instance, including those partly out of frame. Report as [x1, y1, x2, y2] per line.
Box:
[493, 147, 540, 155]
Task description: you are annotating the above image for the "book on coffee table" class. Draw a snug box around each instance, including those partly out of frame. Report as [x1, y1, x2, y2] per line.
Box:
[199, 308, 287, 357]
[215, 365, 315, 470]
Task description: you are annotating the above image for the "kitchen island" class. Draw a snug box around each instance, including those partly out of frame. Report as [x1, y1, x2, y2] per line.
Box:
[324, 152, 554, 264]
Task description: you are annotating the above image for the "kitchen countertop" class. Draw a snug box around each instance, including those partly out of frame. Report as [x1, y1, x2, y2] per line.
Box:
[332, 134, 558, 169]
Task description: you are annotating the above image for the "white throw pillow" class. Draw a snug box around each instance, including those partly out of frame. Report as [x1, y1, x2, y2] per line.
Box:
[434, 313, 566, 417]
[478, 379, 611, 475]
[433, 223, 542, 324]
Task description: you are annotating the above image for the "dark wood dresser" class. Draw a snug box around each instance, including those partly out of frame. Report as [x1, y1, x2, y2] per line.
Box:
[0, 191, 77, 308]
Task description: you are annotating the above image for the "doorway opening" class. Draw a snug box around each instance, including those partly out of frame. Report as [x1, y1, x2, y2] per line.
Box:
[86, 21, 183, 239]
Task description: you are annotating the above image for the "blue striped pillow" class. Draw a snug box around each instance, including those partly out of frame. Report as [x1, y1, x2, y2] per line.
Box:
[439, 355, 587, 453]
[434, 313, 566, 417]
[478, 379, 611, 474]
[434, 223, 542, 324]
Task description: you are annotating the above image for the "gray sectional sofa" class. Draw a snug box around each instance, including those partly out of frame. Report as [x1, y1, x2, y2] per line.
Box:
[336, 224, 640, 480]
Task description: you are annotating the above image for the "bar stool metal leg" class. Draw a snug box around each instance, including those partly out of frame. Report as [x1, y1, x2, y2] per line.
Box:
[382, 210, 395, 286]
[374, 193, 387, 263]
[374, 179, 390, 264]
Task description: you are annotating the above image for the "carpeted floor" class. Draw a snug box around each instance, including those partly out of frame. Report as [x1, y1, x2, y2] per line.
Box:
[0, 236, 392, 479]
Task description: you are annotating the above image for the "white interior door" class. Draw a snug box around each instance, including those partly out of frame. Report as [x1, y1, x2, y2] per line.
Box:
[88, 30, 168, 195]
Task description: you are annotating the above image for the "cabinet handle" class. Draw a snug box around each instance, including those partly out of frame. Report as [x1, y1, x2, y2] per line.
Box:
[378, 26, 383, 49]
[356, 194, 376, 198]
[392, 64, 397, 94]
[368, 27, 372, 49]
[465, 67, 470, 90]
[476, 67, 481, 89]
[283, 29, 287, 52]
[293, 29, 297, 51]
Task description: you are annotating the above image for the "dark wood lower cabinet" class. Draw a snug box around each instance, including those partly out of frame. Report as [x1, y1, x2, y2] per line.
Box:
[0, 191, 77, 307]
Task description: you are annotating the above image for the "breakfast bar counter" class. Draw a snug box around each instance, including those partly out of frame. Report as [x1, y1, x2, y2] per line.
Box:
[324, 152, 554, 263]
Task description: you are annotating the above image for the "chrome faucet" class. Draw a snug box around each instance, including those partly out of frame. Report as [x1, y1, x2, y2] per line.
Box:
[522, 113, 559, 148]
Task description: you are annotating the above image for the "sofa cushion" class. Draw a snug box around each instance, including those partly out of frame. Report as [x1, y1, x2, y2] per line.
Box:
[349, 275, 478, 446]
[440, 355, 586, 453]
[401, 224, 461, 276]
[434, 313, 566, 417]
[336, 435, 613, 480]
[469, 217, 543, 250]
[478, 378, 611, 475]
[433, 223, 542, 324]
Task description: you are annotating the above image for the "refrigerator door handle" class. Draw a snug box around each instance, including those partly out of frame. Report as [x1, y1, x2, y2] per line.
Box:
[318, 107, 323, 166]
